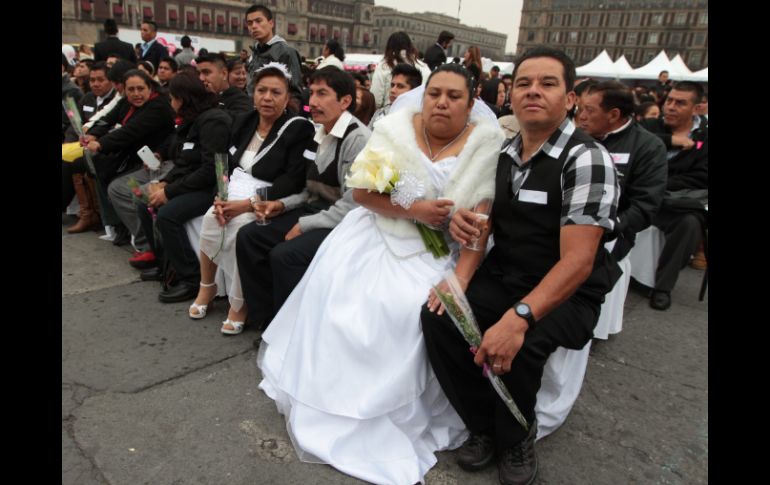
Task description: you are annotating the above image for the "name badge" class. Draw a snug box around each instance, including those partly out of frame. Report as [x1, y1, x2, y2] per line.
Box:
[183, 142, 195, 150]
[229, 145, 237, 155]
[303, 149, 316, 160]
[610, 153, 630, 165]
[83, 106, 94, 113]
[518, 189, 548, 205]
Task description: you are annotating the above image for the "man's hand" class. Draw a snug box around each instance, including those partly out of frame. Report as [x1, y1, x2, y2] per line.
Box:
[671, 134, 695, 150]
[449, 208, 481, 246]
[285, 223, 303, 241]
[407, 199, 454, 227]
[86, 140, 101, 153]
[473, 309, 529, 375]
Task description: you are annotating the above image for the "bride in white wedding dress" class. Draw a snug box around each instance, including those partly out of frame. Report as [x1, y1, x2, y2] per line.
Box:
[257, 64, 504, 485]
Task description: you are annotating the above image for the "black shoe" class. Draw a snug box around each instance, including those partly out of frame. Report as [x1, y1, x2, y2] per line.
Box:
[112, 224, 131, 246]
[158, 283, 197, 303]
[498, 420, 538, 485]
[649, 290, 671, 311]
[140, 267, 163, 282]
[457, 433, 496, 471]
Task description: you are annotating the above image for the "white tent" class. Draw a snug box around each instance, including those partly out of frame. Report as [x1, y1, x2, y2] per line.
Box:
[613, 55, 635, 79]
[628, 50, 672, 80]
[682, 67, 708, 82]
[343, 53, 383, 70]
[481, 58, 514, 75]
[576, 50, 619, 78]
[669, 54, 694, 79]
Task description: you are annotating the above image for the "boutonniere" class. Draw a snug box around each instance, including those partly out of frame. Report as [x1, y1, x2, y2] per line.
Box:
[696, 141, 703, 150]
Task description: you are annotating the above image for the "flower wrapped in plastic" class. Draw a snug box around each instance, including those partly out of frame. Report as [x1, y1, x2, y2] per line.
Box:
[126, 177, 155, 219]
[211, 153, 229, 259]
[432, 270, 529, 432]
[346, 147, 450, 258]
[62, 96, 96, 174]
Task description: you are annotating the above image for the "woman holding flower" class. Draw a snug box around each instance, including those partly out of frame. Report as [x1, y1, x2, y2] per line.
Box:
[190, 64, 315, 334]
[133, 71, 232, 302]
[257, 64, 504, 485]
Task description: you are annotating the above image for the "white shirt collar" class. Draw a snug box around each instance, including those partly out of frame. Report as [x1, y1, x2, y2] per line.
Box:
[313, 110, 354, 145]
[600, 117, 633, 140]
[97, 88, 115, 106]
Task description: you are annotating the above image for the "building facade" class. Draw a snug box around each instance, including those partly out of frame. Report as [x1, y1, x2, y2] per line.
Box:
[373, 6, 507, 60]
[516, 0, 708, 70]
[63, 0, 377, 59]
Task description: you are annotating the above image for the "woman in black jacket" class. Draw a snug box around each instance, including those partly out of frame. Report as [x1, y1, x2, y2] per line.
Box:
[189, 64, 316, 335]
[134, 71, 233, 303]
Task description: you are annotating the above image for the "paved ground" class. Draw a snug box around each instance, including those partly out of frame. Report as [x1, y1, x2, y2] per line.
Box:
[62, 219, 707, 485]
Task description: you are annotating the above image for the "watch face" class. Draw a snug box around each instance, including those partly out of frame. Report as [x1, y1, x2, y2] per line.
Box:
[516, 303, 529, 316]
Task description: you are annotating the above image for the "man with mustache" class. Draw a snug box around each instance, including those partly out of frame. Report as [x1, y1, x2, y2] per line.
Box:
[235, 67, 370, 330]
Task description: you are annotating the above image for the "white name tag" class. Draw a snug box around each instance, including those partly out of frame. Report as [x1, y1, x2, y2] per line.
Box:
[518, 189, 548, 205]
[610, 153, 630, 165]
[83, 105, 94, 113]
[183, 142, 195, 150]
[229, 145, 237, 155]
[303, 149, 316, 160]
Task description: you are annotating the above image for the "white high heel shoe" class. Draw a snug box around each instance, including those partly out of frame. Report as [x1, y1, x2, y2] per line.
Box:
[188, 281, 217, 319]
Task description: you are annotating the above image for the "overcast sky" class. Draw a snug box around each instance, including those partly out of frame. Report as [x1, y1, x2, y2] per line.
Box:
[374, 0, 523, 54]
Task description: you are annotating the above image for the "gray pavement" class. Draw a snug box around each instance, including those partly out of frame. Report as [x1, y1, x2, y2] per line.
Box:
[62, 221, 707, 485]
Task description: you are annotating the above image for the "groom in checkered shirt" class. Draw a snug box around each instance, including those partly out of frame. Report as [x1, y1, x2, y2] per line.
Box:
[422, 46, 621, 485]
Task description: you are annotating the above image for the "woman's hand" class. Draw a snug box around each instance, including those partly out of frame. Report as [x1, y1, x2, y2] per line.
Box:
[215, 199, 252, 224]
[408, 199, 454, 227]
[285, 223, 303, 241]
[80, 134, 96, 145]
[254, 200, 285, 220]
[449, 208, 480, 246]
[148, 184, 168, 208]
[426, 274, 470, 316]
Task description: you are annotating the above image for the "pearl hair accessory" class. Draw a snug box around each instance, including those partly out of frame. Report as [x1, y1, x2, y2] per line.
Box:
[255, 62, 292, 80]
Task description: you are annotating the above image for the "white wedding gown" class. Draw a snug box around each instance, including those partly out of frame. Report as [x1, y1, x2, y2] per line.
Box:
[257, 153, 468, 485]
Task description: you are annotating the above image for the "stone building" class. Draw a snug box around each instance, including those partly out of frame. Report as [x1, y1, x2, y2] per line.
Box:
[372, 6, 507, 60]
[516, 0, 708, 69]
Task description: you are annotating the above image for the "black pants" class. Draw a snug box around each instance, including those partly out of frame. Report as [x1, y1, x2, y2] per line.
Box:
[236, 207, 331, 327]
[653, 208, 705, 292]
[136, 190, 213, 287]
[421, 261, 600, 449]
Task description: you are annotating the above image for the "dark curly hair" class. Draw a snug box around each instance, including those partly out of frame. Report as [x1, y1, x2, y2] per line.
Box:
[168, 71, 219, 122]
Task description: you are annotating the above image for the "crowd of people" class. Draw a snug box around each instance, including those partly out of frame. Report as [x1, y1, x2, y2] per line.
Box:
[62, 5, 708, 485]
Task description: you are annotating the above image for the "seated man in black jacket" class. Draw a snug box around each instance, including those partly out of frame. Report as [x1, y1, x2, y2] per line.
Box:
[195, 53, 253, 117]
[640, 81, 708, 310]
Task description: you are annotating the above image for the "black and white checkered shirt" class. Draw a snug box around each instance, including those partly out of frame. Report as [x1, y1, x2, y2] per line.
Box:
[503, 117, 619, 231]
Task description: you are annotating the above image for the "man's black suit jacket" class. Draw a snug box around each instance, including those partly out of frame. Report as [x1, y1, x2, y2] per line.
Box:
[94, 36, 137, 64]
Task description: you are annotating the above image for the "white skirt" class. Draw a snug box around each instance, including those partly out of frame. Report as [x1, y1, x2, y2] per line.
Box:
[257, 207, 467, 485]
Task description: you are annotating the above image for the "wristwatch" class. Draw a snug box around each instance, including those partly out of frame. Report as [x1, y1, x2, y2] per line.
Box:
[249, 195, 258, 208]
[513, 301, 537, 327]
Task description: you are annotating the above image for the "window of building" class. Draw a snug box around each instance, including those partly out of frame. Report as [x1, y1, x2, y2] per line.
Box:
[630, 12, 641, 26]
[571, 13, 581, 26]
[689, 52, 702, 66]
[671, 33, 683, 46]
[609, 13, 620, 26]
[550, 31, 560, 43]
[606, 32, 617, 43]
[530, 14, 539, 26]
[698, 12, 708, 25]
[583, 48, 595, 60]
[569, 31, 578, 43]
[553, 14, 562, 26]
[586, 31, 596, 43]
[566, 47, 575, 58]
[527, 31, 535, 42]
[644, 50, 656, 63]
[693, 32, 706, 46]
[674, 13, 687, 25]
[626, 32, 638, 45]
[651, 13, 664, 26]
[648, 32, 659, 45]
[590, 13, 600, 26]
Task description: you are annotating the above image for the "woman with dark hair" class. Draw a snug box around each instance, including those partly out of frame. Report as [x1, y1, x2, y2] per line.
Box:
[189, 63, 316, 334]
[227, 59, 248, 92]
[370, 31, 431, 108]
[353, 86, 376, 126]
[137, 60, 155, 77]
[132, 71, 233, 302]
[635, 100, 660, 121]
[462, 46, 483, 88]
[479, 77, 506, 117]
[257, 63, 504, 484]
[317, 39, 345, 70]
